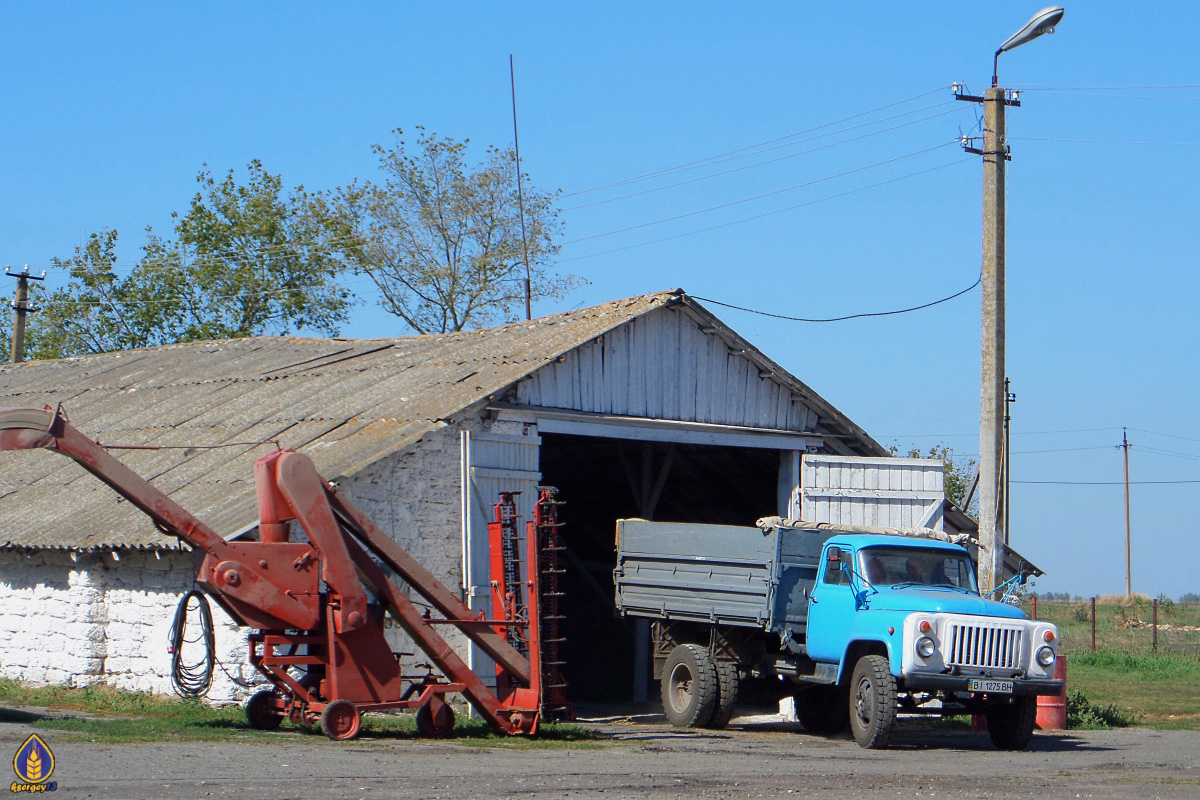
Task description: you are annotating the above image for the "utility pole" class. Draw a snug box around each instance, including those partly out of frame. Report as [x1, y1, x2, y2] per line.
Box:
[7, 266, 45, 364]
[956, 5, 1065, 597]
[1121, 428, 1132, 598]
[958, 84, 1017, 596]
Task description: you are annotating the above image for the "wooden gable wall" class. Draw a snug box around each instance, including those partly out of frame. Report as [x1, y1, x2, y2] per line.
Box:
[514, 305, 818, 432]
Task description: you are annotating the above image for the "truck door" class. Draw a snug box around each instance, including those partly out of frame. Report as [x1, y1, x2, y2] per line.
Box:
[805, 545, 857, 664]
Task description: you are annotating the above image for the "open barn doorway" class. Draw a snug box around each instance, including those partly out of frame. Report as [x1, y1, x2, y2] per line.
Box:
[538, 433, 779, 704]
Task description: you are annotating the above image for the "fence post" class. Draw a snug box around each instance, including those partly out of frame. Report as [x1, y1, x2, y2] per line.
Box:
[1091, 596, 1097, 652]
[1032, 596, 1038, 620]
[1152, 598, 1158, 652]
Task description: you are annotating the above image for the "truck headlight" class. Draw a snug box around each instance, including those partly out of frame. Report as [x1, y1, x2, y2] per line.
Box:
[916, 636, 936, 658]
[1036, 646, 1056, 667]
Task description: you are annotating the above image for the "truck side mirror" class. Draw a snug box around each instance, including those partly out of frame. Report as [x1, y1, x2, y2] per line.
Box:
[827, 547, 842, 563]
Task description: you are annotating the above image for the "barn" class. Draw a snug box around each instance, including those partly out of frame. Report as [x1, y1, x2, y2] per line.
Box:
[0, 289, 922, 704]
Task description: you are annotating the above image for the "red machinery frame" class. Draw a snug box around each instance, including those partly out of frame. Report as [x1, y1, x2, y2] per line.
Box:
[0, 405, 546, 739]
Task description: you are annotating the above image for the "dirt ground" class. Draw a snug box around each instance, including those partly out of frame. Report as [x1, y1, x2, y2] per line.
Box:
[4, 711, 1199, 800]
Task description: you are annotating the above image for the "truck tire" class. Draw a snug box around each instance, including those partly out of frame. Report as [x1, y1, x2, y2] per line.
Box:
[706, 660, 739, 729]
[986, 696, 1038, 750]
[661, 644, 719, 728]
[794, 684, 849, 734]
[849, 655, 897, 749]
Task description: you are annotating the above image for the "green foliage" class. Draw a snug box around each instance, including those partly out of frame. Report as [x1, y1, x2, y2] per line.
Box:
[161, 160, 353, 340]
[1070, 603, 1091, 622]
[26, 162, 353, 359]
[1182, 593, 1200, 604]
[1066, 689, 1135, 729]
[331, 127, 578, 334]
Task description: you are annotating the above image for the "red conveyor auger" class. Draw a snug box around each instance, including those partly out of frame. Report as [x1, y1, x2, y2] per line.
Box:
[0, 405, 544, 740]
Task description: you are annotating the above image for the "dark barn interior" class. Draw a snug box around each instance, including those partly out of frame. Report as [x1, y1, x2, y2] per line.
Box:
[538, 432, 779, 703]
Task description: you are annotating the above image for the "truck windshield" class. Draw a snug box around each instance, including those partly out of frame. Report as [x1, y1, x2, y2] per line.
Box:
[858, 547, 978, 593]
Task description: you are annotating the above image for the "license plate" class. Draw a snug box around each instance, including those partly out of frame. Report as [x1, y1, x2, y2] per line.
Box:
[968, 679, 1013, 694]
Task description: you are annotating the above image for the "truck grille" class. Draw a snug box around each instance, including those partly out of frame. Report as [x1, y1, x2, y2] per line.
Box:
[946, 624, 1023, 669]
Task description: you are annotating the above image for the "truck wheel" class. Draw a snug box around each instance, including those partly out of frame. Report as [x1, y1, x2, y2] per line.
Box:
[794, 685, 849, 734]
[849, 655, 897, 749]
[706, 660, 739, 729]
[986, 696, 1037, 750]
[246, 689, 283, 730]
[661, 644, 719, 728]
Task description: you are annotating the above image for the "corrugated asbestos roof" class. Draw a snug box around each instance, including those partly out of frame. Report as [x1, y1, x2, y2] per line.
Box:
[0, 290, 883, 550]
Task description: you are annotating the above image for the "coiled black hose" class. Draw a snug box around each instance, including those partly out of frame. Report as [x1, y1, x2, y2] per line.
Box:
[168, 589, 215, 698]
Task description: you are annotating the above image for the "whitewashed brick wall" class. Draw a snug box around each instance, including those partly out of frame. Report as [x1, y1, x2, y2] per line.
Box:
[335, 418, 482, 669]
[0, 549, 262, 704]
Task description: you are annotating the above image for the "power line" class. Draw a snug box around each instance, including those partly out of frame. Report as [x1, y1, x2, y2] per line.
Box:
[1011, 136, 1200, 146]
[1015, 91, 1200, 101]
[1014, 83, 1200, 89]
[562, 141, 959, 246]
[557, 158, 971, 264]
[564, 85, 951, 197]
[885, 427, 1117, 438]
[951, 445, 1117, 458]
[1128, 427, 1200, 443]
[1138, 446, 1200, 462]
[693, 271, 979, 324]
[1013, 479, 1200, 486]
[564, 105, 965, 210]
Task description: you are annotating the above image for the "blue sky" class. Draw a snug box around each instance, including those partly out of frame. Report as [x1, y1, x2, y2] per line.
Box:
[2, 3, 1197, 598]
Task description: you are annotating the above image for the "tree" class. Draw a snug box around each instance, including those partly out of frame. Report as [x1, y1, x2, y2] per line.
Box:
[331, 127, 578, 334]
[162, 160, 353, 340]
[25, 162, 353, 359]
[31, 229, 181, 358]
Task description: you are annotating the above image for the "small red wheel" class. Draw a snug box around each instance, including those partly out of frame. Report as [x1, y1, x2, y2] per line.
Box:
[320, 700, 361, 741]
[416, 701, 456, 738]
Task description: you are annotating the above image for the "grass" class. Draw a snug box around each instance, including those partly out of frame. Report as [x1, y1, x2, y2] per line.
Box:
[1063, 649, 1200, 730]
[1011, 601, 1200, 729]
[1027, 599, 1200, 658]
[0, 679, 607, 747]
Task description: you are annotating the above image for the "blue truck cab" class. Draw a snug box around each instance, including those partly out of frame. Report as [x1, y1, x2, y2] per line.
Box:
[614, 520, 1063, 750]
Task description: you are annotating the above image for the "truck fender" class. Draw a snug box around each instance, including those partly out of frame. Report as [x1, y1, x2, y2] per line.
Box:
[837, 639, 895, 684]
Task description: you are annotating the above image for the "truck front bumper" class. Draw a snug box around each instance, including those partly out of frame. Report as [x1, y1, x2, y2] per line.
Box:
[903, 675, 1064, 696]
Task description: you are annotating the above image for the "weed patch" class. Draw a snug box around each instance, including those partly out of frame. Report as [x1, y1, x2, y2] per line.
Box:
[1066, 689, 1135, 729]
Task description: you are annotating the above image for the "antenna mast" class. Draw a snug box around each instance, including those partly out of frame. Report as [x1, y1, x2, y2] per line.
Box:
[510, 54, 532, 321]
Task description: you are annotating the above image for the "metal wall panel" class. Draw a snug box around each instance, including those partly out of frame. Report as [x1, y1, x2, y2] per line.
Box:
[614, 520, 779, 629]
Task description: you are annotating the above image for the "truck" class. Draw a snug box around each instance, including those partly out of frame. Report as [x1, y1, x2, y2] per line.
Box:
[614, 518, 1063, 750]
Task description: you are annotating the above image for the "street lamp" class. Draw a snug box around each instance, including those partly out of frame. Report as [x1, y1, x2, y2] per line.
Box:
[960, 6, 1065, 596]
[994, 6, 1066, 86]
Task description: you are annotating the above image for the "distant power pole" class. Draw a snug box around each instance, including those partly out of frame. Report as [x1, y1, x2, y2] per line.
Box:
[1121, 428, 1132, 598]
[7, 266, 45, 364]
